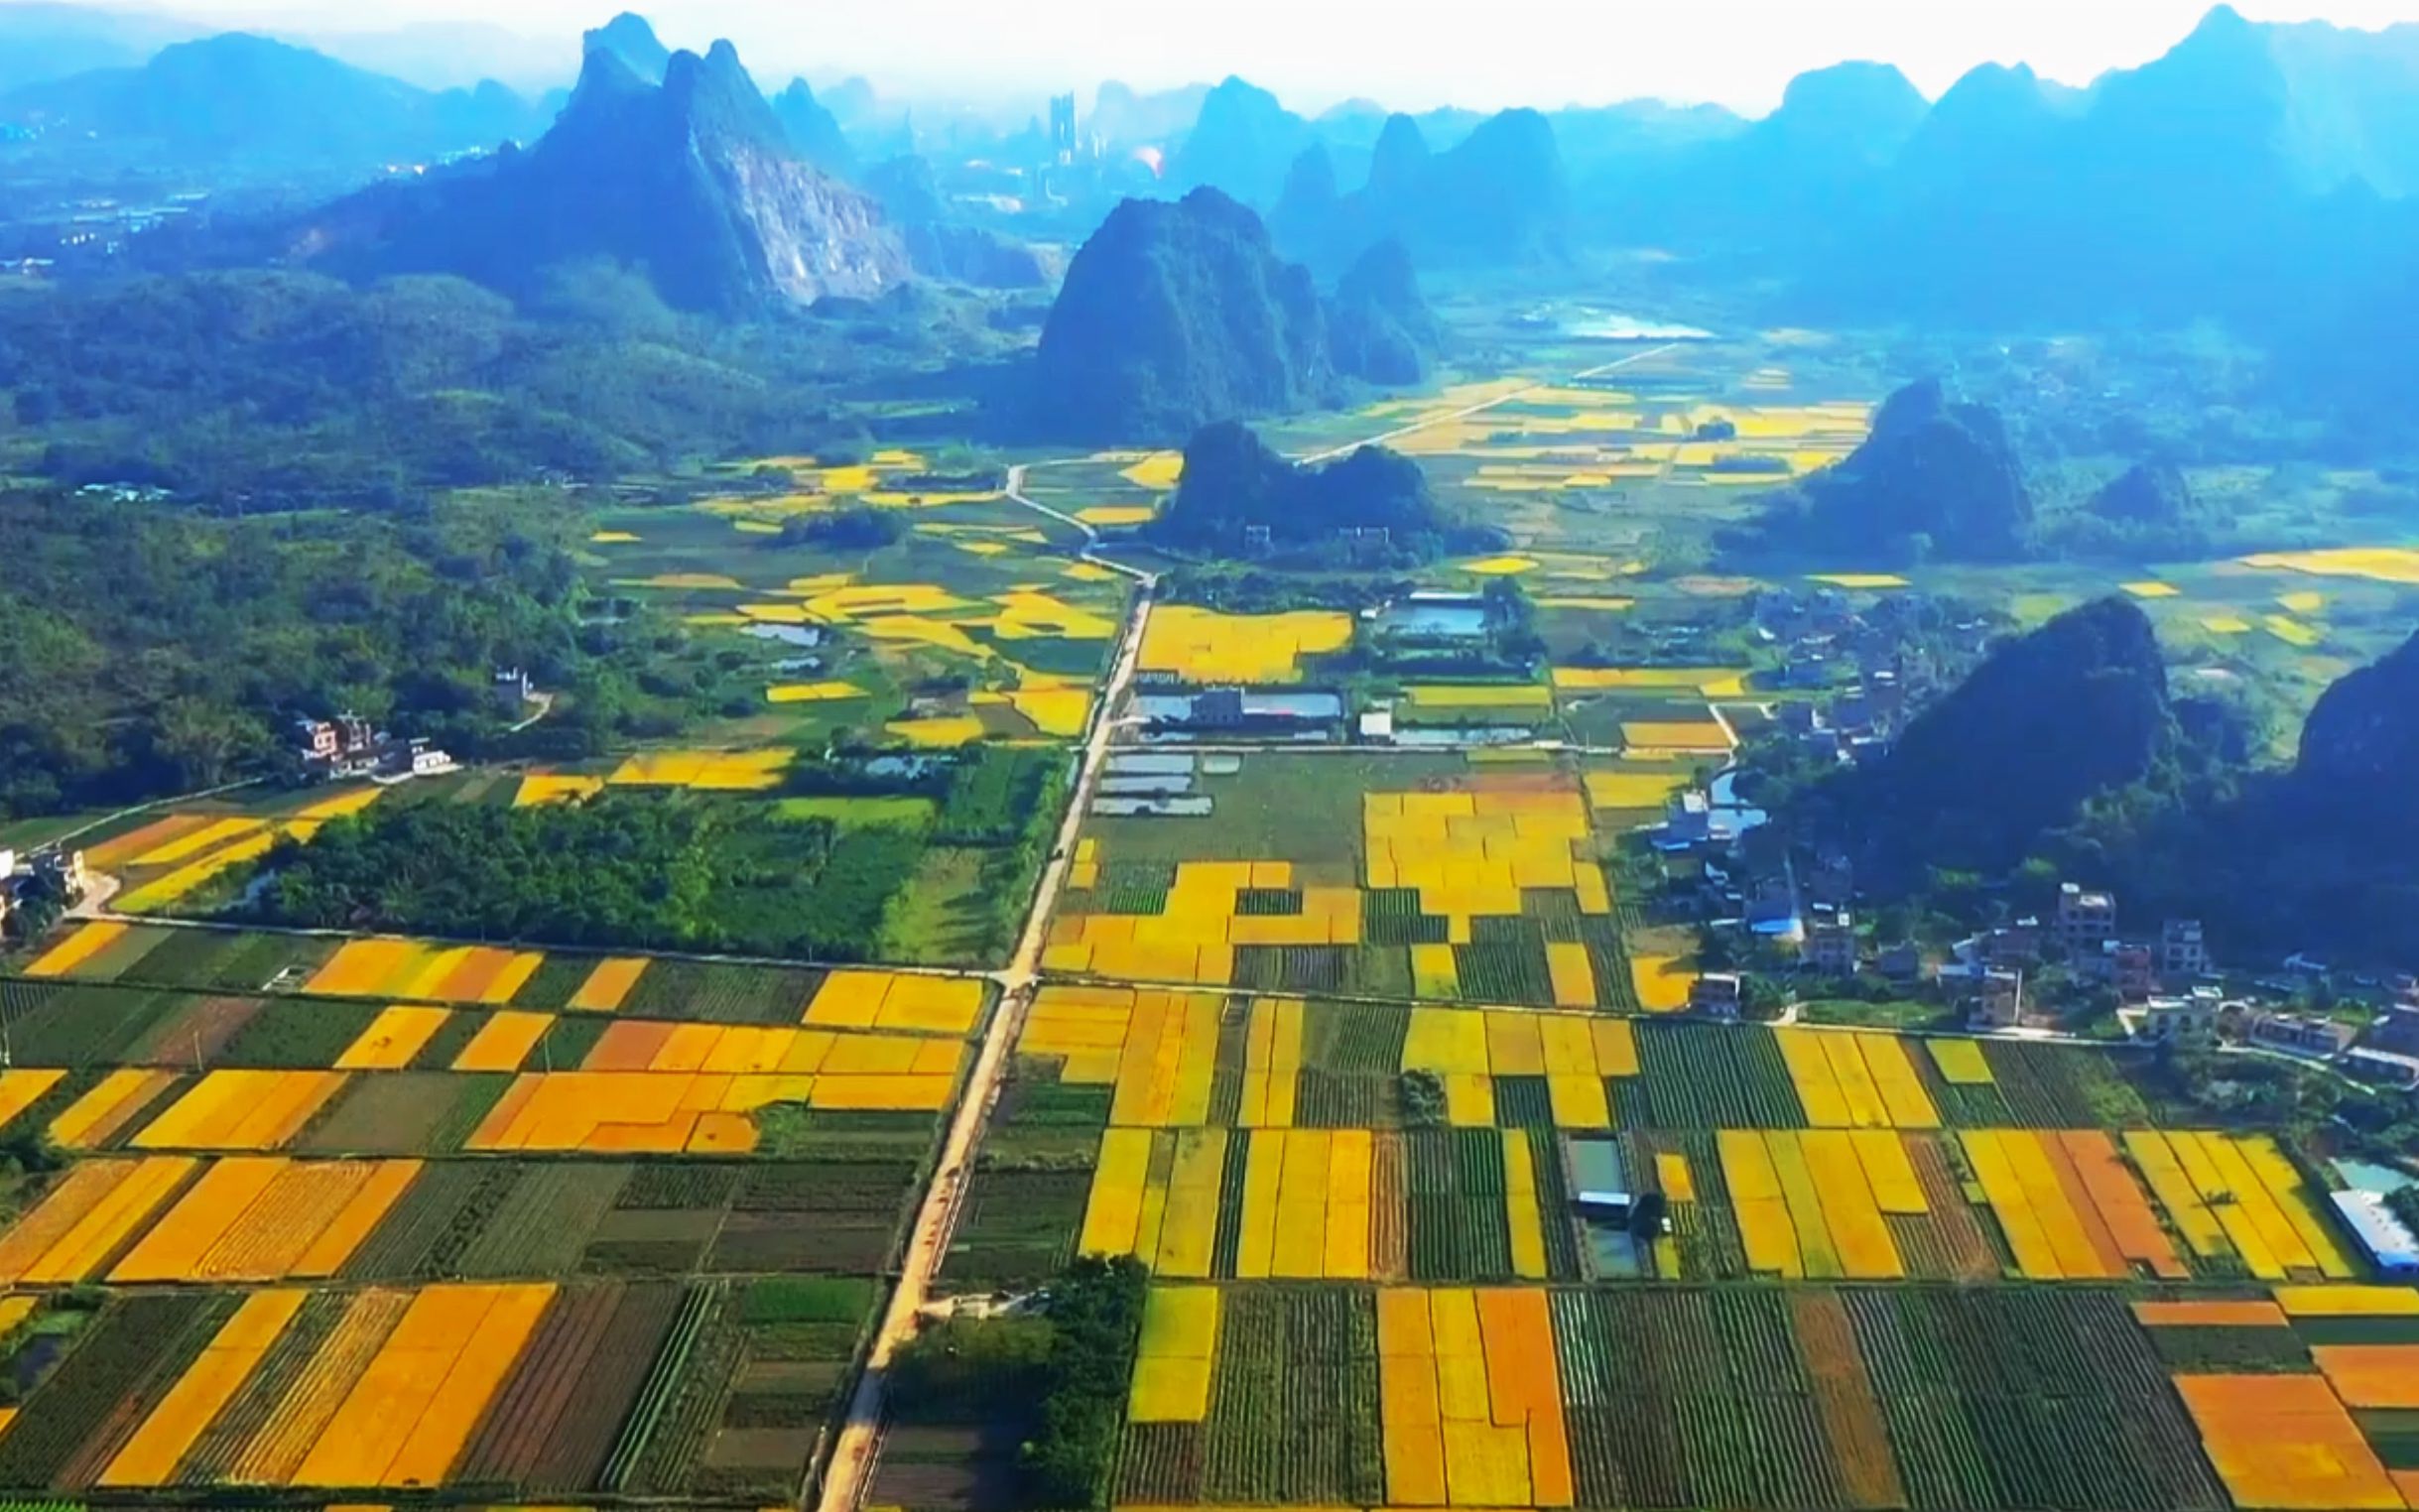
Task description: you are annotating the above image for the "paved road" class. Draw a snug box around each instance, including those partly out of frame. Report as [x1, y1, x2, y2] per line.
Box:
[813, 562, 1158, 1512]
[1004, 462, 1155, 584]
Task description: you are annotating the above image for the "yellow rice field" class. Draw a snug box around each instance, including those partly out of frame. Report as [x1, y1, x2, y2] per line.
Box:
[766, 681, 867, 703]
[1775, 1030, 1939, 1129]
[2178, 1373, 2404, 1510]
[131, 1071, 350, 1152]
[1128, 1286, 1220, 1422]
[102, 1288, 309, 1486]
[803, 970, 986, 1035]
[1584, 770, 1692, 811]
[606, 748, 791, 790]
[467, 1033, 962, 1153]
[1551, 667, 1746, 696]
[568, 955, 649, 1011]
[108, 1156, 419, 1282]
[303, 941, 545, 1004]
[1138, 605, 1354, 685]
[334, 1006, 454, 1071]
[291, 1282, 555, 1488]
[512, 774, 605, 807]
[114, 828, 285, 913]
[1378, 1287, 1572, 1507]
[0, 1156, 196, 1283]
[1047, 784, 1611, 990]
[23, 921, 131, 978]
[2241, 547, 2419, 586]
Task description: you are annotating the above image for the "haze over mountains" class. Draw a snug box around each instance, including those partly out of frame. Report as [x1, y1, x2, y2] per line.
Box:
[0, 28, 556, 178]
[7, 3, 2419, 354]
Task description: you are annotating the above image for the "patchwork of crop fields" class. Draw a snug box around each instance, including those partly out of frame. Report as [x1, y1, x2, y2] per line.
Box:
[0, 927, 985, 1504]
[583, 480, 1129, 749]
[920, 973, 2419, 1512]
[22, 339, 2419, 1512]
[1049, 754, 1673, 1010]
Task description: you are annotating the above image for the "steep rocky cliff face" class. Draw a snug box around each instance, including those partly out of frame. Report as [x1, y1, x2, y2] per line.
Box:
[698, 109, 902, 306]
[283, 38, 907, 313]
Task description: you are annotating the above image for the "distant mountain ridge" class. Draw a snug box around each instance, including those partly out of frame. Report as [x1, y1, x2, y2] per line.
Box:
[1167, 81, 1570, 271]
[1136, 6, 2419, 332]
[0, 30, 548, 170]
[0, 3, 197, 94]
[1707, 7, 2419, 325]
[277, 35, 907, 314]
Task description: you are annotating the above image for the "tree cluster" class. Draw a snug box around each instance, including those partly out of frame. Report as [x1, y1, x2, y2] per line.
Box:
[0, 488, 591, 818]
[243, 792, 921, 961]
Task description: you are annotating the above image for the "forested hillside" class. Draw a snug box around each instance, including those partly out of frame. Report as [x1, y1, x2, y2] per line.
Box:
[0, 270, 1012, 504]
[0, 491, 599, 817]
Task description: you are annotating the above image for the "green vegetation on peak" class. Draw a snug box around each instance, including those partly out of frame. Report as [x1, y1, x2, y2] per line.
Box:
[1026, 188, 1436, 444]
[1746, 377, 2033, 565]
[1803, 596, 2177, 877]
[2293, 625, 2419, 841]
[1028, 188, 1333, 444]
[1149, 421, 1485, 567]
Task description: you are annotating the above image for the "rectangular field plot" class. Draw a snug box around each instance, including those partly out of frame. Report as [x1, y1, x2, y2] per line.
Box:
[1091, 1282, 2248, 1512]
[0, 1272, 878, 1501]
[12, 930, 905, 1026]
[0, 1151, 925, 1287]
[1046, 755, 1638, 1009]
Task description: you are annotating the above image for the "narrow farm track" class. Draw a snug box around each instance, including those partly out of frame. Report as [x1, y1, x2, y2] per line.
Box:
[813, 569, 1158, 1512]
[1295, 341, 1684, 464]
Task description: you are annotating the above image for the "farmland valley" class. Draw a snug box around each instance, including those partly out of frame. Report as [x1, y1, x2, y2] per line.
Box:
[6, 6, 2419, 1512]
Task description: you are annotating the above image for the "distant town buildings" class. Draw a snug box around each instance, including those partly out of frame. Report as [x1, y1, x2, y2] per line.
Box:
[2162, 919, 2212, 980]
[1966, 968, 2027, 1031]
[1048, 93, 1079, 165]
[2372, 1004, 2419, 1059]
[493, 667, 538, 714]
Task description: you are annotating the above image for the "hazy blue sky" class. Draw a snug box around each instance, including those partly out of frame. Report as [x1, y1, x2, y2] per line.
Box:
[31, 0, 2419, 109]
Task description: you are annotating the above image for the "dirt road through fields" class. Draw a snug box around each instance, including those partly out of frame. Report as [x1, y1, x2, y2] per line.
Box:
[813, 567, 1156, 1512]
